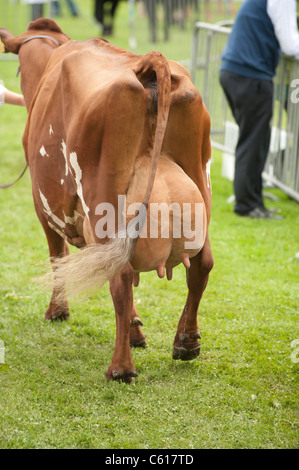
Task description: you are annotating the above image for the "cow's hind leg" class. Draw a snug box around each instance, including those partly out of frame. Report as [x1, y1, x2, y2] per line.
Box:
[106, 264, 138, 383]
[44, 231, 70, 321]
[130, 302, 146, 347]
[173, 236, 213, 360]
[34, 202, 70, 321]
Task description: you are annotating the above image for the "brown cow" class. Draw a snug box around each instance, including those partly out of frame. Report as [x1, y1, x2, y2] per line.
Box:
[0, 19, 213, 383]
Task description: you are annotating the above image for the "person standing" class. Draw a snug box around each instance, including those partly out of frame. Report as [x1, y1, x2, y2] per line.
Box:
[220, 0, 299, 219]
[94, 0, 120, 36]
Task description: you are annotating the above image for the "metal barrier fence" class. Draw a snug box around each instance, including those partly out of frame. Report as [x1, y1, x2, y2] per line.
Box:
[191, 21, 299, 203]
[268, 56, 299, 201]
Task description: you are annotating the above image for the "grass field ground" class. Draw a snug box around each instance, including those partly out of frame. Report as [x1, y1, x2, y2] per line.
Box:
[0, 0, 298, 450]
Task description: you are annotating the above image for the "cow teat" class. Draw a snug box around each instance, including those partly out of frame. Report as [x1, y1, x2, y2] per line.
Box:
[133, 272, 140, 287]
[157, 264, 165, 278]
[181, 253, 190, 269]
[166, 267, 173, 281]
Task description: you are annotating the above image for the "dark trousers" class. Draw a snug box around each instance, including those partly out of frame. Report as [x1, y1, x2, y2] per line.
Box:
[220, 70, 273, 215]
[94, 0, 119, 25]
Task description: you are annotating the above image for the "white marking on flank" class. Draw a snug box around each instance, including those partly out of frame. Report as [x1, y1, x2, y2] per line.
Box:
[40, 145, 49, 158]
[49, 124, 54, 136]
[63, 212, 76, 225]
[69, 151, 90, 219]
[206, 159, 212, 190]
[63, 210, 83, 226]
[38, 188, 65, 229]
[61, 179, 64, 185]
[48, 222, 69, 241]
[61, 140, 69, 176]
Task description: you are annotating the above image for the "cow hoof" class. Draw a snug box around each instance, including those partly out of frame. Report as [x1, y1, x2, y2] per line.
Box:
[172, 330, 201, 361]
[51, 311, 70, 321]
[105, 368, 138, 384]
[130, 329, 146, 348]
[44, 310, 70, 321]
[130, 337, 146, 348]
[130, 320, 146, 347]
[172, 344, 200, 361]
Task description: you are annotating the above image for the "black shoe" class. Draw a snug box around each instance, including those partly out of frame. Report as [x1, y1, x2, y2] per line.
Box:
[103, 24, 113, 36]
[247, 207, 284, 220]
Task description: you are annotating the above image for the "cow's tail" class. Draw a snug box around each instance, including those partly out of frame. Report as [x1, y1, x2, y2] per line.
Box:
[41, 53, 171, 302]
[134, 51, 171, 208]
[42, 230, 134, 303]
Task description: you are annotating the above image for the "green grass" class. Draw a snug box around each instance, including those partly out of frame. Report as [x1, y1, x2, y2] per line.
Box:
[0, 1, 298, 450]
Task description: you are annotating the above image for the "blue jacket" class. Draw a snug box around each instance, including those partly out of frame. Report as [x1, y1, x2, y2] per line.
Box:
[220, 0, 281, 80]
